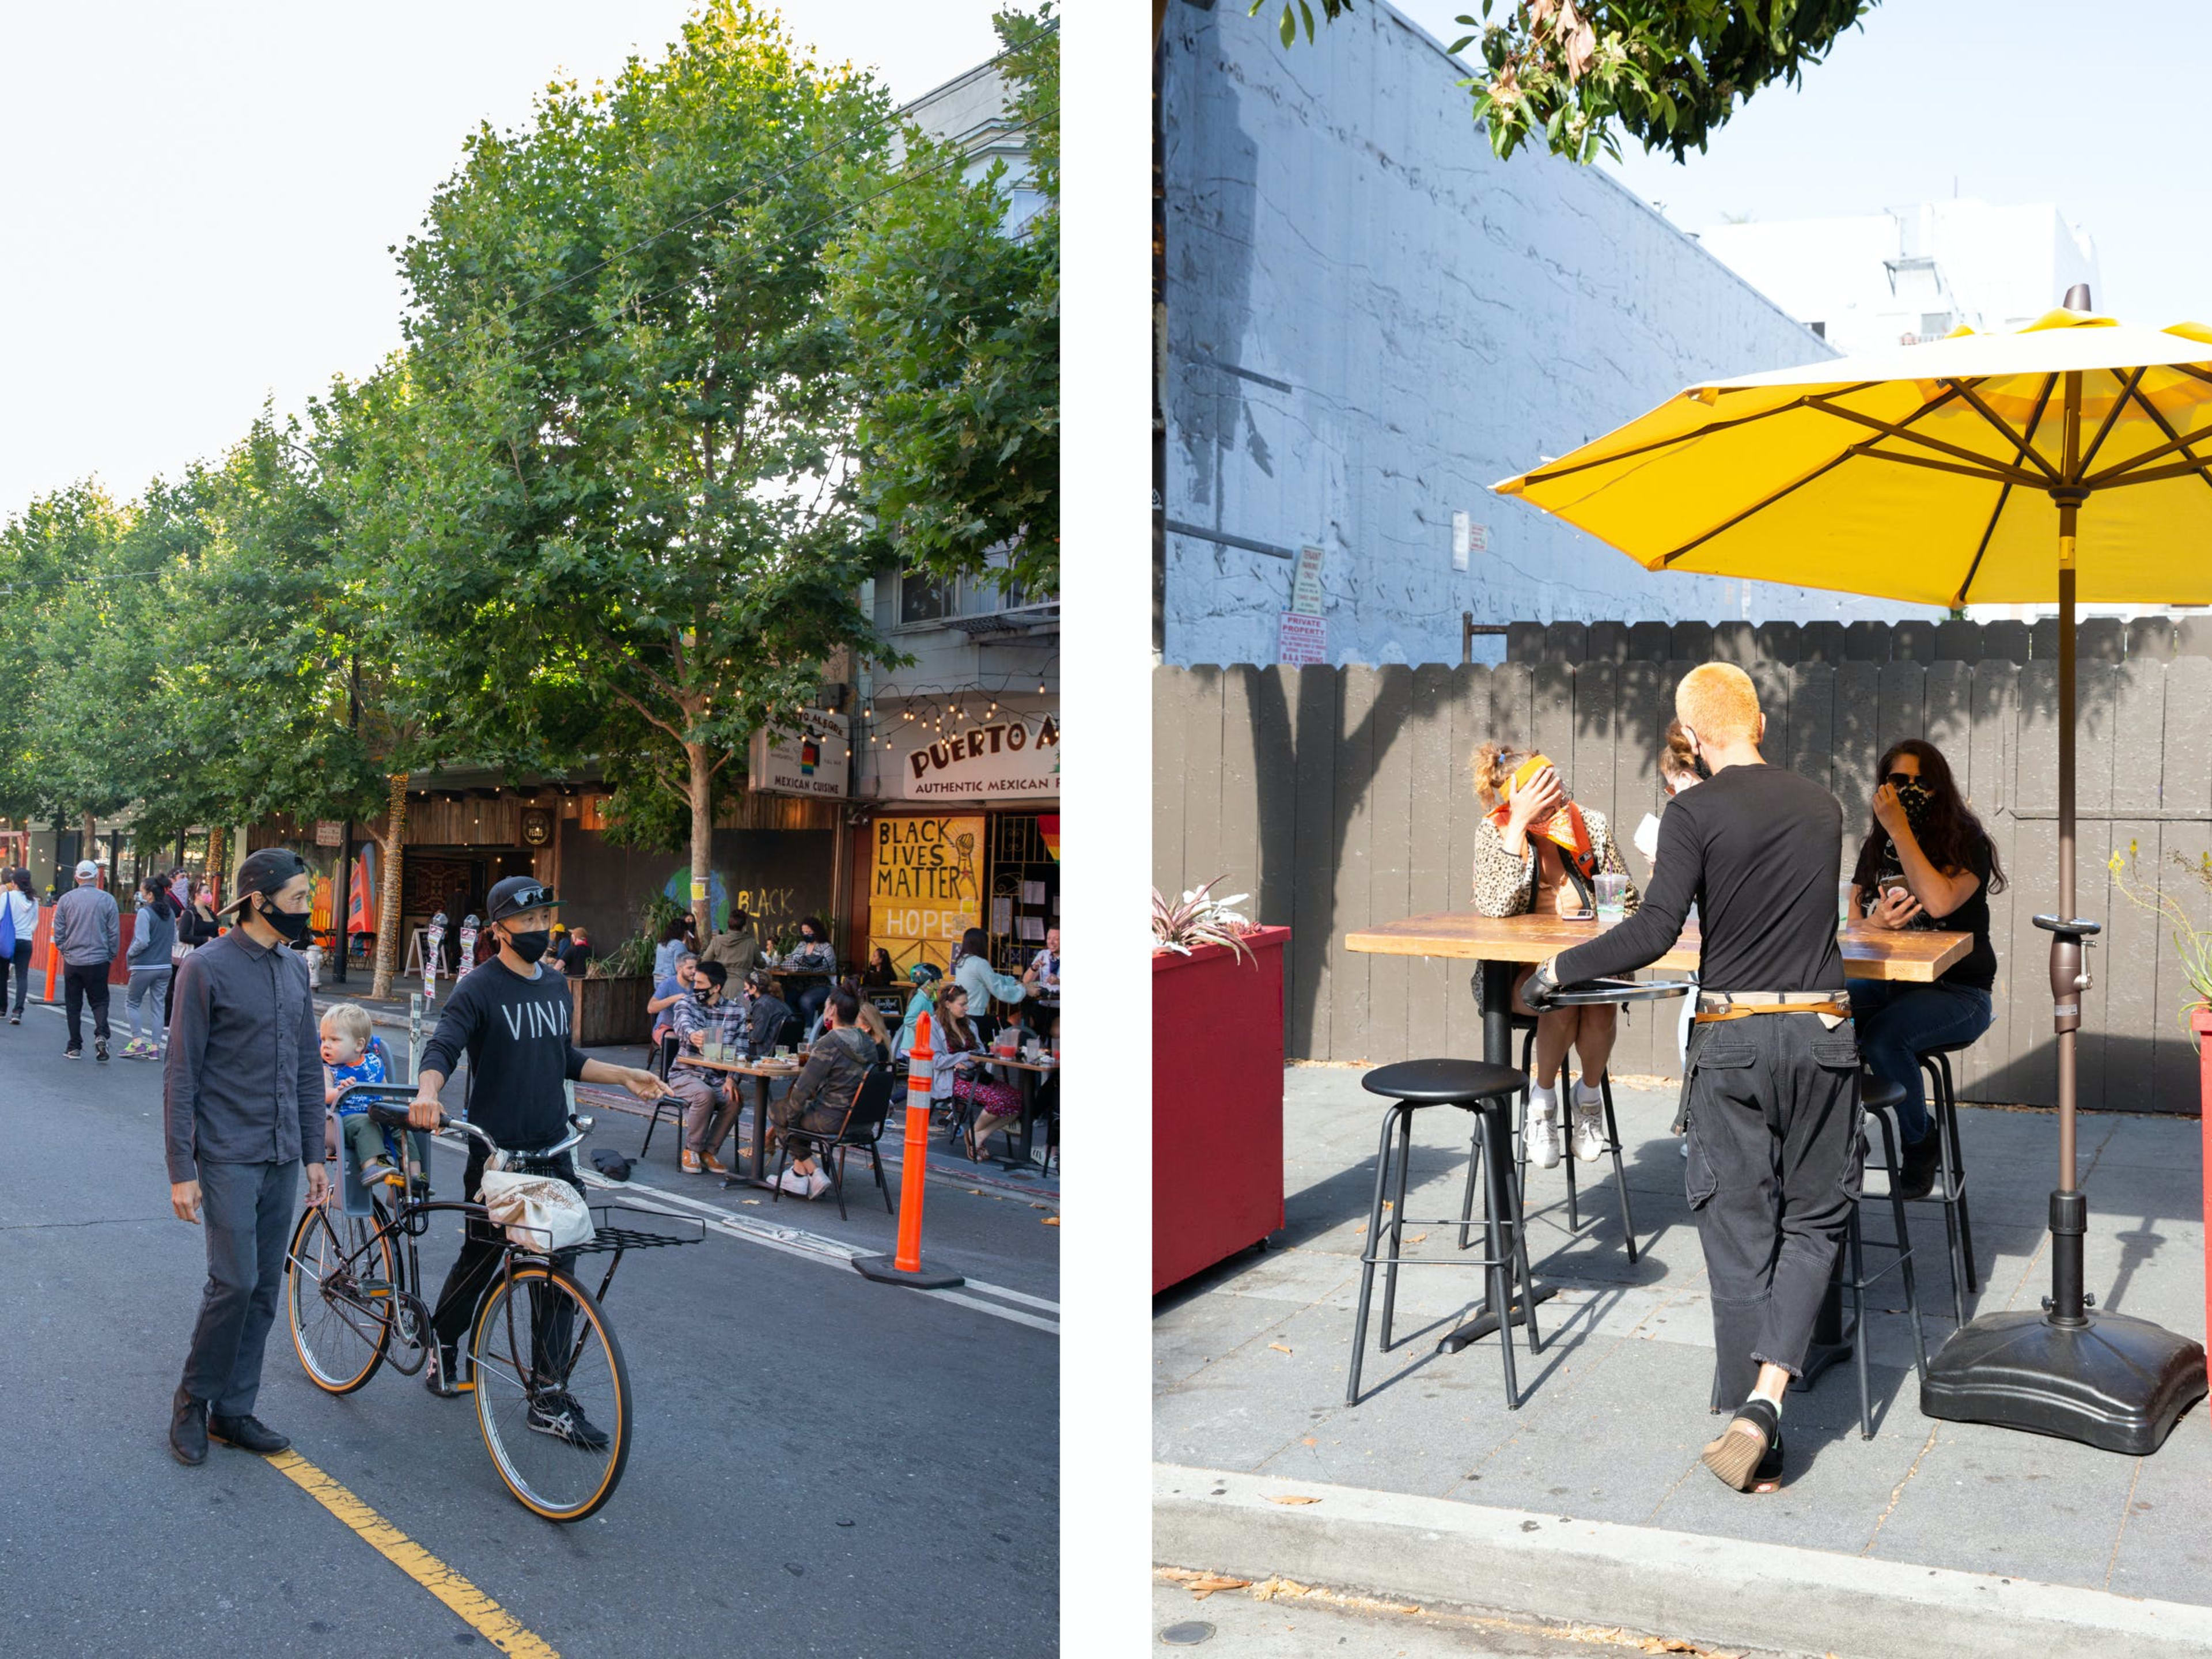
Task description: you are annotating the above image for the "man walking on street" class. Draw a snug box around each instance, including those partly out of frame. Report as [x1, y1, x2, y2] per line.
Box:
[1532, 664, 1857, 1495]
[54, 858, 120, 1062]
[164, 848, 329, 1465]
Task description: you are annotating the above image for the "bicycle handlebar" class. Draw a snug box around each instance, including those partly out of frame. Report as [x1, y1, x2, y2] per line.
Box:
[344, 1084, 592, 1162]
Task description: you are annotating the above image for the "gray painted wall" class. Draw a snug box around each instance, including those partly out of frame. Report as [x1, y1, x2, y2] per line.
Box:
[1158, 0, 1942, 669]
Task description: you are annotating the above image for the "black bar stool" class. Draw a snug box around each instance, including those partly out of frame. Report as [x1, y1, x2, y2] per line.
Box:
[1347, 1058, 1536, 1410]
[1915, 1040, 1980, 1324]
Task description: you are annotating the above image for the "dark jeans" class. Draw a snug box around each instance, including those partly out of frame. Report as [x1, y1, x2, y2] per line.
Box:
[62, 961, 111, 1048]
[796, 982, 830, 1032]
[431, 1146, 580, 1380]
[1684, 1012, 1865, 1407]
[1845, 978, 1993, 1145]
[179, 1158, 301, 1416]
[0, 940, 31, 1014]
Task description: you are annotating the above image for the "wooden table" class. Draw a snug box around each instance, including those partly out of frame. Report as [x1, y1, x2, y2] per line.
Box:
[683, 1054, 805, 1190]
[1344, 911, 1971, 1370]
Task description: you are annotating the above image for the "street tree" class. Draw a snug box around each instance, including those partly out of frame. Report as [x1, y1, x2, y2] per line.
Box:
[830, 5, 1059, 600]
[1254, 0, 1876, 163]
[393, 0, 896, 943]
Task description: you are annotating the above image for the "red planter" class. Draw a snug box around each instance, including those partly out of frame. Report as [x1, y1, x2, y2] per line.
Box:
[1153, 925, 1289, 1294]
[2198, 1006, 2211, 1386]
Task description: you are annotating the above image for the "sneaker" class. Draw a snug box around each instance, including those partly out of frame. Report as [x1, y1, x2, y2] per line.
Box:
[776, 1166, 818, 1196]
[1570, 1088, 1607, 1164]
[425, 1342, 465, 1399]
[681, 1150, 702, 1174]
[1896, 1130, 1943, 1202]
[360, 1157, 399, 1187]
[95, 1039, 108, 1063]
[700, 1151, 731, 1176]
[1525, 1099, 1563, 1170]
[63, 1047, 81, 1060]
[527, 1391, 611, 1452]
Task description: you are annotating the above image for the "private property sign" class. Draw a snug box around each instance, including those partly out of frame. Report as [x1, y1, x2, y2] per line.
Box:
[897, 714, 1059, 801]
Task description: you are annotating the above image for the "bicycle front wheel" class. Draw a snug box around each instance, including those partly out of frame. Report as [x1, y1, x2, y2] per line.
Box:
[469, 1263, 631, 1522]
[286, 1204, 393, 1394]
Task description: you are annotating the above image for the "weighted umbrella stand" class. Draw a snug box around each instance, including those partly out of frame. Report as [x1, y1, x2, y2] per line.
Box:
[1917, 343, 2206, 1455]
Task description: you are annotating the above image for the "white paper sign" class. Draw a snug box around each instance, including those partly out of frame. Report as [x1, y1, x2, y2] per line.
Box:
[991, 896, 1013, 935]
[1278, 612, 1327, 666]
[1291, 544, 1326, 615]
[1452, 512, 1470, 572]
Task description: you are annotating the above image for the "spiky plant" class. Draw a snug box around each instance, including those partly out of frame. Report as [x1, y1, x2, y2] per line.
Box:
[1153, 877, 1255, 962]
[2109, 842, 2212, 1018]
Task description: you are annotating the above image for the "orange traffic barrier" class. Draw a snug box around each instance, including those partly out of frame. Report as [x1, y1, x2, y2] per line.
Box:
[855, 1012, 964, 1291]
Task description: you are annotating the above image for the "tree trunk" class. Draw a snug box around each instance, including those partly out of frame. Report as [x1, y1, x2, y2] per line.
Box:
[370, 774, 408, 1000]
[80, 809, 96, 879]
[687, 740, 714, 942]
[206, 826, 226, 902]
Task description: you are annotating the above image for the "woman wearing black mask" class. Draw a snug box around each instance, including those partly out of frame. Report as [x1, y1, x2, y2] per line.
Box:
[1846, 739, 2005, 1198]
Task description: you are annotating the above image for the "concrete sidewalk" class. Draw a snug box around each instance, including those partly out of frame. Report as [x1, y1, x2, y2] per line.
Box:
[1154, 1066, 2211, 1657]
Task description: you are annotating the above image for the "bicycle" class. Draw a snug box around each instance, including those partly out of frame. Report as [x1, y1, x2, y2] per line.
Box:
[283, 1084, 701, 1522]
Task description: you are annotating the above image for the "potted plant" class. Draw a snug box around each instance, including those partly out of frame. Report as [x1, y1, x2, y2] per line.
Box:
[572, 901, 663, 1046]
[2111, 844, 2212, 1381]
[1152, 879, 1291, 1294]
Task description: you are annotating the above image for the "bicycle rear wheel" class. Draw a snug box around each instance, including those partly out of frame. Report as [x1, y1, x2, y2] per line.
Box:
[286, 1205, 393, 1394]
[470, 1263, 631, 1522]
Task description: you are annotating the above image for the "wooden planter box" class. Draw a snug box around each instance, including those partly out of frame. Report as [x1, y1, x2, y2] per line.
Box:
[1153, 926, 1289, 1294]
[571, 974, 652, 1047]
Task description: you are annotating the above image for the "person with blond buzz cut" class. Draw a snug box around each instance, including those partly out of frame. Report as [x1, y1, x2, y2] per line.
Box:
[1525, 661, 1856, 1497]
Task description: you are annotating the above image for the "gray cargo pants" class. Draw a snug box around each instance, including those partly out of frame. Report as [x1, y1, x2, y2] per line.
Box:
[179, 1158, 301, 1416]
[1682, 1010, 1864, 1407]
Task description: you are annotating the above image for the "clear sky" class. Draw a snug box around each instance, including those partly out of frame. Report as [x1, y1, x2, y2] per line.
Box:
[1389, 0, 2212, 325]
[0, 2, 1007, 515]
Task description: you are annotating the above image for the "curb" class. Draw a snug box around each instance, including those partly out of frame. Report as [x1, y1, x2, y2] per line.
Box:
[1153, 1464, 2212, 1659]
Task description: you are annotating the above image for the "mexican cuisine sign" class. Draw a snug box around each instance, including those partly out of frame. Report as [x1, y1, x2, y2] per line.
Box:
[747, 710, 850, 800]
[897, 713, 1060, 801]
[868, 814, 984, 969]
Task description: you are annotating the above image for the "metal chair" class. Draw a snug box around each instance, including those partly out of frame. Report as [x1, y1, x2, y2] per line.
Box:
[1915, 1040, 1981, 1325]
[770, 1065, 897, 1220]
[1347, 1057, 1538, 1410]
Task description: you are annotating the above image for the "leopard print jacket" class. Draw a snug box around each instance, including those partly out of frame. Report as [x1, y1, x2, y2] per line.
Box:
[1469, 807, 1641, 919]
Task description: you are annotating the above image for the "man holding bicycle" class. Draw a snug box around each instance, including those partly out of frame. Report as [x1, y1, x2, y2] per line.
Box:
[165, 849, 329, 1466]
[408, 877, 668, 1445]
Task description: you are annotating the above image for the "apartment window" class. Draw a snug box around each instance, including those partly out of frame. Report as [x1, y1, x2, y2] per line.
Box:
[900, 567, 952, 626]
[1807, 320, 1827, 340]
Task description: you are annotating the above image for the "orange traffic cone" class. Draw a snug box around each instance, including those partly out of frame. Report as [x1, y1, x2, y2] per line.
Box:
[855, 1012, 964, 1290]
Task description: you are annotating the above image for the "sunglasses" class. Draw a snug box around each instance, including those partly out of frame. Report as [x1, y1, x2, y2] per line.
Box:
[504, 885, 557, 910]
[1884, 772, 1922, 791]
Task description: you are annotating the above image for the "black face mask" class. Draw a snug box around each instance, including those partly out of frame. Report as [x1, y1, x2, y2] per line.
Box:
[506, 929, 552, 964]
[260, 902, 310, 945]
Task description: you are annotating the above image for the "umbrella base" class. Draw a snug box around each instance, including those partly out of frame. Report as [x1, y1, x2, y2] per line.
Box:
[1920, 1308, 2206, 1456]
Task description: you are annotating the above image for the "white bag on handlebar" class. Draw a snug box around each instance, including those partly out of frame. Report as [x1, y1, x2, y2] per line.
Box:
[478, 1167, 595, 1253]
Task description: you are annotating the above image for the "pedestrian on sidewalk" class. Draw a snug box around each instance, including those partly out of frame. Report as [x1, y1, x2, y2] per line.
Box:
[1530, 664, 1857, 1497]
[123, 874, 179, 1058]
[54, 858, 120, 1062]
[164, 848, 329, 1467]
[165, 877, 221, 1029]
[1, 868, 36, 1024]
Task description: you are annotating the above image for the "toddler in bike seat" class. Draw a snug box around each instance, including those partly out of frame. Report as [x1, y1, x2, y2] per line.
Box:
[321, 1003, 408, 1190]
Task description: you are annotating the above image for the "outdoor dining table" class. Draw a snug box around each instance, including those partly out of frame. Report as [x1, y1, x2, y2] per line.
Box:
[977, 1049, 1060, 1169]
[682, 1051, 806, 1191]
[1343, 911, 1969, 1379]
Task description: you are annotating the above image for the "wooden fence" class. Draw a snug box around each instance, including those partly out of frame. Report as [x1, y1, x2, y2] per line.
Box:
[1154, 621, 2212, 1112]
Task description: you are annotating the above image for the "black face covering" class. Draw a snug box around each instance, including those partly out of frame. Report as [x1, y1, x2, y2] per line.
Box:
[506, 928, 552, 964]
[1894, 779, 1936, 837]
[260, 901, 311, 945]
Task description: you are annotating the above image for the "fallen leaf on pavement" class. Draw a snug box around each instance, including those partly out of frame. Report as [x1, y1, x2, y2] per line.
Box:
[1041, 1215, 1059, 1226]
[1353, 1223, 1366, 1234]
[1156, 1568, 1250, 1601]
[1406, 1232, 1427, 1244]
[1301, 1437, 1317, 1446]
[1263, 1494, 1320, 1505]
[1268, 1343, 1293, 1354]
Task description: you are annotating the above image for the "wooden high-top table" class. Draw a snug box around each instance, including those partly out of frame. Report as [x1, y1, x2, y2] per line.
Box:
[1344, 912, 1969, 1372]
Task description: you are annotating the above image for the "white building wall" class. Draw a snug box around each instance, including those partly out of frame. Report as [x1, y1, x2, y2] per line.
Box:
[1158, 0, 1936, 671]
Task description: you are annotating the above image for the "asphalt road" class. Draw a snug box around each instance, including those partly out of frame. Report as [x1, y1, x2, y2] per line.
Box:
[0, 1002, 1058, 1657]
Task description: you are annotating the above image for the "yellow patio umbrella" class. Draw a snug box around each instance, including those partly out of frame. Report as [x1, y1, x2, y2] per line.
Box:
[1495, 292, 2209, 1455]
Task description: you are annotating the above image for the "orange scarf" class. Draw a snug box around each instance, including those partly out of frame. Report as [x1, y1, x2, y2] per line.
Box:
[1488, 798, 1597, 882]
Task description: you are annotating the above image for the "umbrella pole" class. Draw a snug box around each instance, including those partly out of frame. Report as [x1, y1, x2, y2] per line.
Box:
[2046, 504, 2089, 1328]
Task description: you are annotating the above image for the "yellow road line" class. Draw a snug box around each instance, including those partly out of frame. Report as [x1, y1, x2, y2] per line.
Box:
[264, 1448, 559, 1657]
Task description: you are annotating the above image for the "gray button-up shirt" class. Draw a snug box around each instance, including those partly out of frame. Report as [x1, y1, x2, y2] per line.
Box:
[162, 928, 325, 1182]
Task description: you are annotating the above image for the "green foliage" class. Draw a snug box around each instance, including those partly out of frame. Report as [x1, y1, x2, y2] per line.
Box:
[828, 5, 1058, 599]
[2111, 842, 2212, 1016]
[1261, 0, 1875, 165]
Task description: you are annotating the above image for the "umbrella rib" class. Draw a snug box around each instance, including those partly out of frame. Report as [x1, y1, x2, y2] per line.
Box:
[2073, 365, 2145, 479]
[1513, 381, 1883, 489]
[2113, 378, 2212, 498]
[1851, 447, 2024, 486]
[1802, 396, 2042, 486]
[2082, 393, 2212, 487]
[1953, 373, 2055, 607]
[1942, 378, 2062, 482]
[1653, 387, 1967, 569]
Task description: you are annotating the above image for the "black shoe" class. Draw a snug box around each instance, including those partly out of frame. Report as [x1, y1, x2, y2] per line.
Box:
[527, 1391, 611, 1452]
[63, 1047, 81, 1060]
[95, 1039, 109, 1063]
[1897, 1130, 1942, 1202]
[170, 1390, 208, 1466]
[425, 1342, 465, 1399]
[207, 1413, 290, 1455]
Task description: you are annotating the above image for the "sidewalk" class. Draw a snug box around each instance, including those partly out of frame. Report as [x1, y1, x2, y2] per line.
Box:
[1154, 1066, 2210, 1657]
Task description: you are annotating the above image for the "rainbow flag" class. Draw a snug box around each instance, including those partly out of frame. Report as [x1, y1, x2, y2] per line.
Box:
[349, 844, 377, 935]
[1037, 814, 1060, 862]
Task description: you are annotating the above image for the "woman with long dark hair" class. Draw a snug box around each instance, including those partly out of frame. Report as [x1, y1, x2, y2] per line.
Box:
[2, 869, 36, 1024]
[1846, 738, 2005, 1197]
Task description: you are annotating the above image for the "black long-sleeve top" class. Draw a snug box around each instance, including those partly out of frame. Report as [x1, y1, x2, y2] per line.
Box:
[163, 930, 324, 1181]
[1555, 763, 1844, 996]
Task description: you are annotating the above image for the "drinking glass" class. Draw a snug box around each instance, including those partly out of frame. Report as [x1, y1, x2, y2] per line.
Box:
[1594, 872, 1628, 929]
[1838, 879, 1854, 928]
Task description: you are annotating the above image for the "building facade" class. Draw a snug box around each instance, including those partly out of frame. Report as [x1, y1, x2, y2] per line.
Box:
[1156, 0, 1938, 671]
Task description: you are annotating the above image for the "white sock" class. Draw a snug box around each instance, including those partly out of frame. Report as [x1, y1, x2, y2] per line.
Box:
[1748, 1384, 1787, 1419]
[1528, 1080, 1558, 1115]
[1574, 1080, 1604, 1109]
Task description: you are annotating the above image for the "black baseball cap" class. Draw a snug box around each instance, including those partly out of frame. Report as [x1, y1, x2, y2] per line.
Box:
[217, 848, 310, 915]
[485, 876, 562, 923]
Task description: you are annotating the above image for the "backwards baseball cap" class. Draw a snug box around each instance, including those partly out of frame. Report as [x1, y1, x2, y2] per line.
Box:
[485, 875, 561, 923]
[74, 859, 99, 881]
[218, 847, 311, 915]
